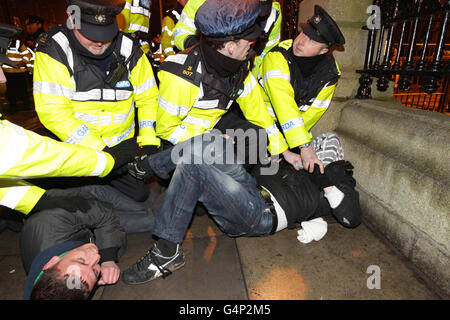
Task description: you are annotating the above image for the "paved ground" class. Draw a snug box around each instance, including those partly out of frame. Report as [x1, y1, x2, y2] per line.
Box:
[0, 213, 441, 300]
[0, 104, 443, 300]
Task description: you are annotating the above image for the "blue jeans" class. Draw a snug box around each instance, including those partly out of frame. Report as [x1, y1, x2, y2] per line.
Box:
[149, 133, 274, 244]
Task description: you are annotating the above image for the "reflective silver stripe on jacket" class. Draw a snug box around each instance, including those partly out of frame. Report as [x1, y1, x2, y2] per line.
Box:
[139, 119, 155, 129]
[71, 88, 132, 102]
[171, 10, 181, 21]
[0, 185, 30, 210]
[266, 34, 280, 48]
[193, 99, 219, 110]
[174, 28, 190, 39]
[33, 81, 74, 99]
[238, 74, 258, 98]
[159, 95, 190, 116]
[65, 124, 91, 145]
[75, 104, 134, 126]
[103, 121, 135, 147]
[0, 122, 29, 175]
[52, 32, 74, 75]
[264, 122, 280, 137]
[179, 11, 196, 30]
[162, 26, 173, 36]
[125, 0, 150, 17]
[120, 36, 134, 67]
[89, 151, 108, 176]
[183, 115, 211, 128]
[128, 24, 149, 33]
[260, 69, 290, 87]
[134, 77, 157, 95]
[264, 7, 277, 33]
[167, 124, 187, 145]
[280, 117, 305, 133]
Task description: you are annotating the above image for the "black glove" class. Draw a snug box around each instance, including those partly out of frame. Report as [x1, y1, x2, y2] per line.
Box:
[127, 154, 155, 181]
[324, 160, 356, 188]
[32, 193, 91, 213]
[310, 163, 334, 189]
[104, 142, 138, 170]
[141, 145, 161, 156]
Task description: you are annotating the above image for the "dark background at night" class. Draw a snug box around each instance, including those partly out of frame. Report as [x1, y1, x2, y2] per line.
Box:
[0, 0, 178, 41]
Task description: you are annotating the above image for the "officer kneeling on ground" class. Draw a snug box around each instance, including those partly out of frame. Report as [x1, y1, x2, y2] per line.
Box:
[259, 5, 346, 174]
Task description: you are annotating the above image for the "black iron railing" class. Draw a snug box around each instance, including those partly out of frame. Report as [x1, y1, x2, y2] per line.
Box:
[281, 0, 302, 41]
[356, 0, 449, 114]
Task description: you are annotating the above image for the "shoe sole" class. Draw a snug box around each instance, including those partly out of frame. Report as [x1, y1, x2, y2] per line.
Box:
[122, 260, 186, 285]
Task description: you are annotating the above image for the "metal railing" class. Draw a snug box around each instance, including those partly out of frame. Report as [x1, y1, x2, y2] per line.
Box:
[280, 0, 302, 41]
[356, 0, 449, 114]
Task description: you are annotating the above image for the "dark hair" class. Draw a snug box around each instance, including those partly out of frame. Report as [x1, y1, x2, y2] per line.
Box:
[201, 36, 244, 51]
[30, 265, 90, 300]
[202, 37, 227, 50]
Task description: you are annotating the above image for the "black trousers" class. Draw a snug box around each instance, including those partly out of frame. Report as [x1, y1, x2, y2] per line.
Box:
[4, 72, 30, 110]
[30, 138, 150, 202]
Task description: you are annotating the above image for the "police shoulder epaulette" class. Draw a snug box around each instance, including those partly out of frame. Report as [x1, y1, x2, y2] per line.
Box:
[278, 39, 293, 51]
[159, 46, 201, 85]
[36, 26, 65, 48]
[180, 47, 201, 81]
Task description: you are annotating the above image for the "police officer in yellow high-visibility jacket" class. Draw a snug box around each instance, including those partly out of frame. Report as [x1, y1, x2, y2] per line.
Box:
[120, 0, 151, 34]
[259, 5, 345, 174]
[0, 24, 131, 220]
[0, 116, 116, 214]
[33, 0, 160, 202]
[2, 37, 32, 110]
[157, 0, 291, 166]
[173, 0, 281, 78]
[161, 0, 188, 58]
[119, 0, 151, 56]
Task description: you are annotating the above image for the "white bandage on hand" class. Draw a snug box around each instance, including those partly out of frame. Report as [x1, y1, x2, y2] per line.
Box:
[324, 186, 344, 209]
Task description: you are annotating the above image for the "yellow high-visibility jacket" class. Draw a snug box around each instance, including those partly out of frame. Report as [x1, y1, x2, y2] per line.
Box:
[0, 118, 114, 214]
[173, 0, 282, 77]
[2, 39, 31, 74]
[120, 0, 151, 34]
[258, 39, 341, 148]
[251, 1, 282, 78]
[33, 26, 160, 151]
[161, 4, 183, 57]
[173, 0, 204, 51]
[25, 46, 35, 73]
[156, 49, 288, 155]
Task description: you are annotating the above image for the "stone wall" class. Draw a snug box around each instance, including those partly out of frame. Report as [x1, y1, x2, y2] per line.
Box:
[302, 0, 449, 296]
[316, 98, 450, 296]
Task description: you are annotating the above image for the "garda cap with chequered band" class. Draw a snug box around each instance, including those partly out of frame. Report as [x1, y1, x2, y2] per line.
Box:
[66, 0, 125, 42]
[299, 5, 345, 47]
[0, 23, 22, 68]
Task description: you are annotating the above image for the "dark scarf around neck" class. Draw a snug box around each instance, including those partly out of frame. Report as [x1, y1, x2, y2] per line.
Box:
[67, 29, 117, 73]
[292, 51, 328, 78]
[199, 37, 245, 78]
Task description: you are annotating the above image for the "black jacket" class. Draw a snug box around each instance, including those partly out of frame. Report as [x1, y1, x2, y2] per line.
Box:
[252, 161, 331, 229]
[20, 187, 127, 274]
